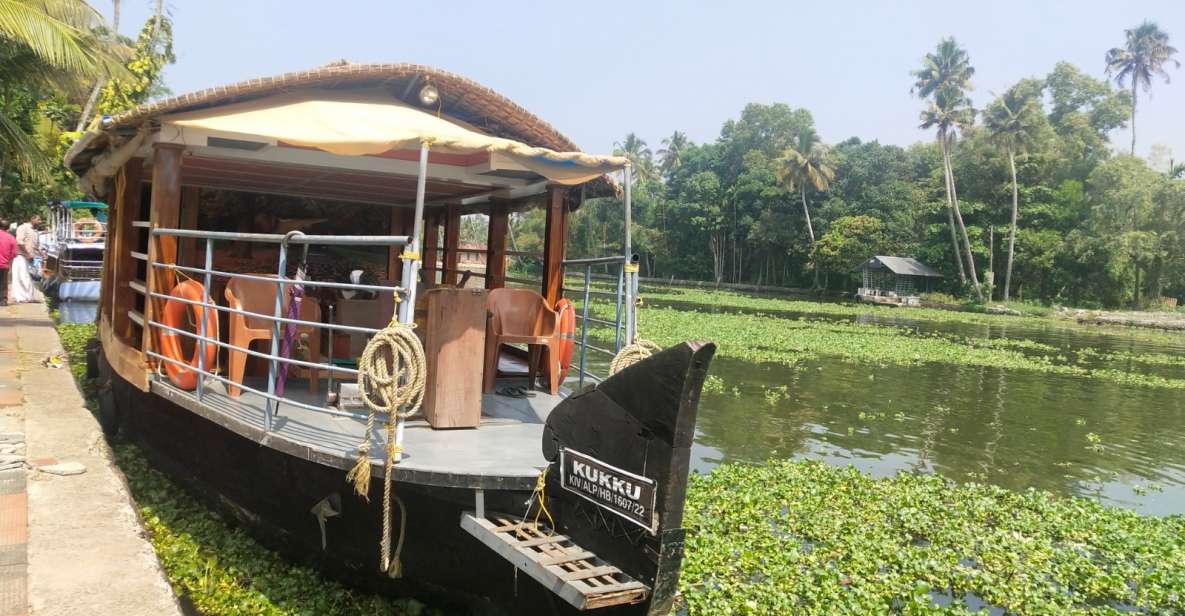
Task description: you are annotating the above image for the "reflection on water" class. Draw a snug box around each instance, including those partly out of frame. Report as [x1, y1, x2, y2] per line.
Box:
[56, 301, 98, 324]
[688, 324, 1185, 516]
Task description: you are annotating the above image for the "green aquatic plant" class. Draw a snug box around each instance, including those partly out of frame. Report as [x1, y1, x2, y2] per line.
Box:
[681, 460, 1185, 614]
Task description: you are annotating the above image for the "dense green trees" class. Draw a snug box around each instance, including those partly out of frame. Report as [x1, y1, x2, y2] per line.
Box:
[570, 24, 1181, 309]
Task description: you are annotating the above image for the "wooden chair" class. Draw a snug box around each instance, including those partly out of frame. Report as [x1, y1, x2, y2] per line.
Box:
[483, 288, 563, 395]
[224, 276, 322, 397]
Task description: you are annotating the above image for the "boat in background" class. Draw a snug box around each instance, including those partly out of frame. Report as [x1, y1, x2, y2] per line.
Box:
[41, 199, 107, 302]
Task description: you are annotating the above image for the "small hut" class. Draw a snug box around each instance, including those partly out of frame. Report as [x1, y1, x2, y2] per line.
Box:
[857, 256, 942, 306]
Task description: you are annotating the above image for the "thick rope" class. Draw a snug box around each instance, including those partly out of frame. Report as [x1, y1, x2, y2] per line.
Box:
[610, 294, 661, 375]
[344, 292, 425, 576]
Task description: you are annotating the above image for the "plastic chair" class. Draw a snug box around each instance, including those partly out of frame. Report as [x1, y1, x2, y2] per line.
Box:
[225, 275, 322, 397]
[483, 288, 562, 395]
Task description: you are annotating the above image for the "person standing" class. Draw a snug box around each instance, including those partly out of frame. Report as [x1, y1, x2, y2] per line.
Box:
[0, 220, 14, 305]
[11, 215, 40, 303]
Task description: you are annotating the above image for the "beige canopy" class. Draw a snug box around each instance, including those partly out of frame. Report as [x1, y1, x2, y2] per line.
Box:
[163, 92, 628, 185]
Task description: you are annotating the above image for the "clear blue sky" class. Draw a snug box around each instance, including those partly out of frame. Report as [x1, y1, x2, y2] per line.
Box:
[107, 1, 1184, 165]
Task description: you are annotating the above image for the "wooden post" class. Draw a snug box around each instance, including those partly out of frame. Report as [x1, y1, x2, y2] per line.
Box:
[142, 143, 184, 356]
[485, 200, 509, 289]
[112, 159, 144, 342]
[422, 211, 440, 287]
[540, 186, 568, 307]
[178, 186, 200, 266]
[386, 207, 408, 282]
[443, 204, 461, 286]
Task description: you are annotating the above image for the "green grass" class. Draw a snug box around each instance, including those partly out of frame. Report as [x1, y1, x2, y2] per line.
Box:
[681, 460, 1185, 615]
[56, 321, 427, 616]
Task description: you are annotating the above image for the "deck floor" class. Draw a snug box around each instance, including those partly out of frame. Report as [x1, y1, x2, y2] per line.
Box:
[150, 355, 565, 490]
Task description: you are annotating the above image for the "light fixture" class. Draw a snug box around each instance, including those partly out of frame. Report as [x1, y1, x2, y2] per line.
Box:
[418, 82, 439, 107]
[99, 115, 115, 129]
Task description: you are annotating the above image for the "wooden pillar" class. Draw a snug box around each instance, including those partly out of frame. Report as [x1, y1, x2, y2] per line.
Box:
[142, 143, 184, 356]
[178, 186, 200, 266]
[540, 186, 568, 307]
[485, 200, 509, 289]
[386, 207, 409, 282]
[442, 204, 461, 286]
[422, 211, 440, 286]
[112, 159, 143, 342]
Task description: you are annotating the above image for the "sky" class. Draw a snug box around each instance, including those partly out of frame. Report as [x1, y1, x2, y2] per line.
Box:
[106, 1, 1184, 167]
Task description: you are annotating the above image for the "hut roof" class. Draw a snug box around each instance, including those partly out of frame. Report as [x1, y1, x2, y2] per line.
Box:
[859, 256, 942, 277]
[64, 61, 618, 195]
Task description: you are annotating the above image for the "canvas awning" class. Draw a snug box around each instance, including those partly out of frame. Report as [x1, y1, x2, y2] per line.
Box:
[162, 92, 628, 186]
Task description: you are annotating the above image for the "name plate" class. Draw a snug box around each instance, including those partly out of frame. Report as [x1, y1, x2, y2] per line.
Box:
[559, 448, 657, 534]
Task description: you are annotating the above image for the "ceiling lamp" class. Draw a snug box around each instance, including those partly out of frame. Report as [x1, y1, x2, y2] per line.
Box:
[418, 82, 439, 107]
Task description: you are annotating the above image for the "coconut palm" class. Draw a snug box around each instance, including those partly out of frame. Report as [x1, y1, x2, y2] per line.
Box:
[913, 37, 983, 300]
[984, 79, 1044, 301]
[613, 133, 656, 184]
[657, 130, 689, 179]
[777, 137, 835, 287]
[1106, 22, 1179, 155]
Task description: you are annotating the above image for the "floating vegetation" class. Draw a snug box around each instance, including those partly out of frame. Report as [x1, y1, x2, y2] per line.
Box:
[681, 460, 1185, 615]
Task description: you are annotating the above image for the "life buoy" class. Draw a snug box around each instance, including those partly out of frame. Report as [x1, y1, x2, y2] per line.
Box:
[158, 280, 219, 391]
[555, 298, 576, 382]
[73, 220, 103, 243]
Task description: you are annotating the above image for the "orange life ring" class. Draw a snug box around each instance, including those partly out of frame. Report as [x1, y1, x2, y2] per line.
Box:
[73, 220, 103, 243]
[158, 280, 219, 391]
[555, 298, 576, 382]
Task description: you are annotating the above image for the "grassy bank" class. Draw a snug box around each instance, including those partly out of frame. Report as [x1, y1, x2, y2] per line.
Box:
[681, 460, 1185, 615]
[57, 321, 426, 615]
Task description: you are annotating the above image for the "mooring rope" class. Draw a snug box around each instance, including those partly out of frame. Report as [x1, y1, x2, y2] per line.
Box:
[609, 272, 662, 374]
[345, 292, 426, 576]
[524, 467, 555, 535]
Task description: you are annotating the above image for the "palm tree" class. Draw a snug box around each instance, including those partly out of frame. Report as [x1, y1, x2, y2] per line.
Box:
[0, 0, 128, 176]
[777, 136, 835, 287]
[613, 133, 656, 184]
[984, 79, 1044, 301]
[913, 37, 983, 301]
[1105, 21, 1180, 155]
[657, 131, 689, 179]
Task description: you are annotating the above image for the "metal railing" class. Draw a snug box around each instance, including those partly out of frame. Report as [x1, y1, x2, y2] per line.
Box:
[145, 228, 411, 431]
[562, 255, 631, 389]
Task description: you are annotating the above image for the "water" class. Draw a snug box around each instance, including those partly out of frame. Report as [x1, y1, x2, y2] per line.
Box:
[683, 305, 1185, 516]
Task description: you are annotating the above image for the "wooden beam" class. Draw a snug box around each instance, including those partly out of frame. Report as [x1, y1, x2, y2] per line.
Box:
[112, 159, 144, 343]
[443, 204, 461, 286]
[178, 186, 201, 266]
[142, 143, 184, 357]
[422, 211, 440, 287]
[540, 186, 568, 307]
[485, 200, 509, 289]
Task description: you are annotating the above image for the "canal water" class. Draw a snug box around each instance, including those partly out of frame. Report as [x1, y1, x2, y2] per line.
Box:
[682, 305, 1185, 516]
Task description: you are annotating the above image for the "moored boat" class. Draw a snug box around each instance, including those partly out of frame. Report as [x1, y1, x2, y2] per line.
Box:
[40, 199, 107, 302]
[66, 62, 714, 614]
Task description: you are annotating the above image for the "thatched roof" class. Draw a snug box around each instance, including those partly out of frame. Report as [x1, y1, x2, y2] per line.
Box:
[65, 62, 617, 196]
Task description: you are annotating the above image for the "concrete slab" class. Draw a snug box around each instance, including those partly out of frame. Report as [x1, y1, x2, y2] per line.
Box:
[0, 301, 179, 616]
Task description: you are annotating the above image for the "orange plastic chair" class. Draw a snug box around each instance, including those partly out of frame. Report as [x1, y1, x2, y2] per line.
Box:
[483, 288, 563, 395]
[224, 276, 322, 397]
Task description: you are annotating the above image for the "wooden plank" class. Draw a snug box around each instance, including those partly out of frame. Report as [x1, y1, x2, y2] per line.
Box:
[484, 200, 508, 289]
[142, 143, 184, 358]
[560, 565, 620, 581]
[442, 204, 461, 286]
[178, 186, 201, 266]
[100, 315, 148, 391]
[538, 551, 595, 567]
[422, 289, 486, 428]
[112, 160, 144, 343]
[422, 212, 440, 286]
[517, 534, 570, 547]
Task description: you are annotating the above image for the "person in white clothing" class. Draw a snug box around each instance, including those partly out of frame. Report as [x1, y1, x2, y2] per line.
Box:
[10, 215, 40, 303]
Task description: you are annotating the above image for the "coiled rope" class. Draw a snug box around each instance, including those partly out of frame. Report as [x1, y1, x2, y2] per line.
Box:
[609, 269, 662, 374]
[345, 293, 426, 577]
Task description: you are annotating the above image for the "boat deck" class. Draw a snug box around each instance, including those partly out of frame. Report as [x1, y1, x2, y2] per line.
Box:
[149, 356, 564, 491]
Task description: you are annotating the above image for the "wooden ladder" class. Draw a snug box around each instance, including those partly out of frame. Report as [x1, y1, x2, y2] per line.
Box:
[460, 511, 649, 610]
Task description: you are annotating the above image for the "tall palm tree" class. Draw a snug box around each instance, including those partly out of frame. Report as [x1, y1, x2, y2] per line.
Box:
[984, 80, 1044, 301]
[913, 37, 983, 301]
[657, 130, 689, 179]
[1105, 21, 1179, 155]
[0, 0, 128, 176]
[613, 133, 656, 184]
[777, 137, 835, 287]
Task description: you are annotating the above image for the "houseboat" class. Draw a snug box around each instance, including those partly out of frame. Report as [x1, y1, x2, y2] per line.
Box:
[65, 62, 714, 614]
[40, 199, 107, 302]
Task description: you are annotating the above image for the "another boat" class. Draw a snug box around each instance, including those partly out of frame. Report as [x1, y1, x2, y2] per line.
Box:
[66, 63, 714, 614]
[40, 199, 107, 302]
